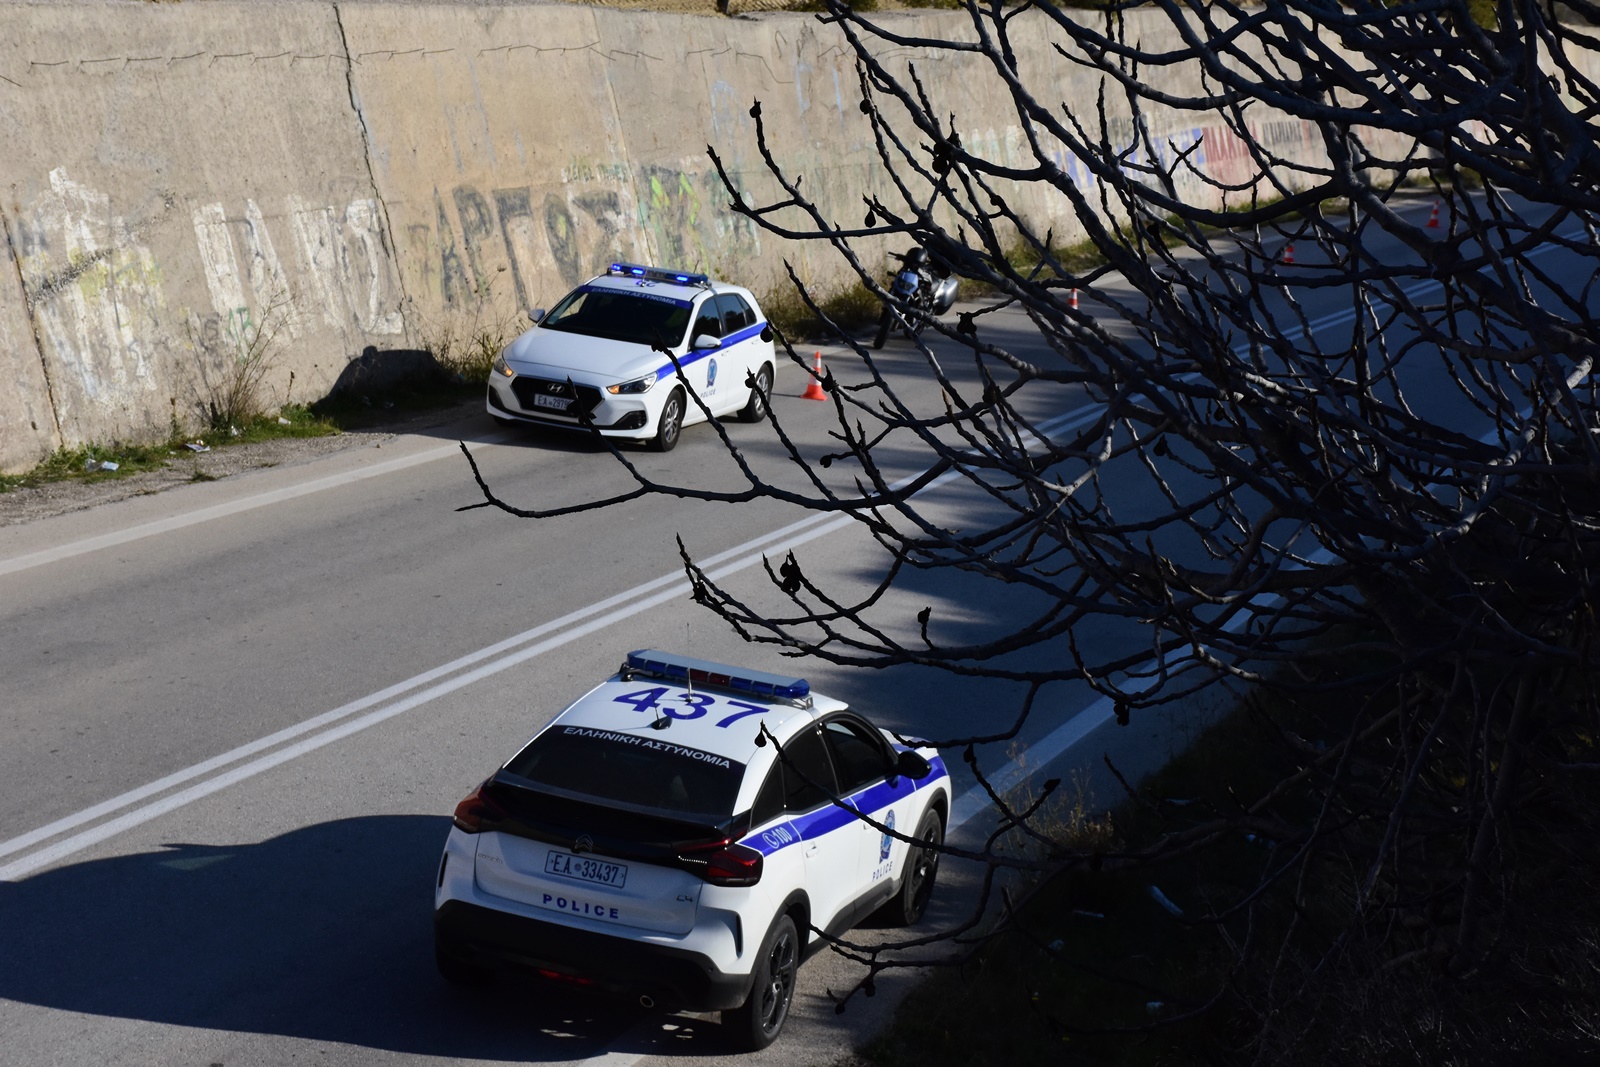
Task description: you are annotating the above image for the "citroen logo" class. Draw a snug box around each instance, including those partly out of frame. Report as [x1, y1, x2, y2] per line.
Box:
[573, 834, 594, 854]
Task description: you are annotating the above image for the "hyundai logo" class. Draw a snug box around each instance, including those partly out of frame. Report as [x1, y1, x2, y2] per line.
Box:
[547, 383, 569, 397]
[573, 834, 594, 854]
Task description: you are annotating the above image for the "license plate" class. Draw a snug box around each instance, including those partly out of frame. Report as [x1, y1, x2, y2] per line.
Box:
[545, 850, 627, 888]
[533, 394, 572, 411]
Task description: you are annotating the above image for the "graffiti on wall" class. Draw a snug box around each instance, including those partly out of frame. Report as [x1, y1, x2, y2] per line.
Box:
[8, 169, 408, 439]
[402, 163, 761, 319]
[11, 169, 166, 426]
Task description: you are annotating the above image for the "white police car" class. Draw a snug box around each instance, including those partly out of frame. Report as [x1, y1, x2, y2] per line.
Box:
[487, 263, 777, 452]
[434, 650, 950, 1049]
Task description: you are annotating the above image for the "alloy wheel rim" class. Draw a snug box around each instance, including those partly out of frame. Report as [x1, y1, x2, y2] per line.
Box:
[761, 929, 796, 1033]
[663, 396, 682, 445]
[755, 368, 771, 418]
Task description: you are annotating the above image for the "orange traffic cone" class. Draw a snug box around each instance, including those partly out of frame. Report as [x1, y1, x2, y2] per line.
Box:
[1281, 243, 1295, 265]
[1069, 288, 1079, 310]
[1427, 199, 1441, 228]
[801, 351, 827, 401]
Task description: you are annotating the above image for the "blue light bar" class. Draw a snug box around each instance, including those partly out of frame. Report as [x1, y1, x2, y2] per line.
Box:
[607, 262, 709, 287]
[624, 650, 810, 703]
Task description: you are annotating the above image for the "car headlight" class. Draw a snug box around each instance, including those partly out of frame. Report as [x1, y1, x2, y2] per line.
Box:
[606, 372, 658, 395]
[491, 352, 515, 378]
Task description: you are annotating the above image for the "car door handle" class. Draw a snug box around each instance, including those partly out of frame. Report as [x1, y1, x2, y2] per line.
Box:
[804, 843, 818, 858]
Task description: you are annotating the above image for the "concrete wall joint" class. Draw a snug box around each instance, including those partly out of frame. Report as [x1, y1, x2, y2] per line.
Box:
[0, 200, 64, 451]
[332, 2, 413, 341]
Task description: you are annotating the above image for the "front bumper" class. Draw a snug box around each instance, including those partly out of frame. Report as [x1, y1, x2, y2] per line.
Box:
[487, 375, 654, 438]
[434, 899, 754, 1011]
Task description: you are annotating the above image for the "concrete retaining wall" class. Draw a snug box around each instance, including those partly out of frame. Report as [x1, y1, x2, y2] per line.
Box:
[0, 0, 1399, 472]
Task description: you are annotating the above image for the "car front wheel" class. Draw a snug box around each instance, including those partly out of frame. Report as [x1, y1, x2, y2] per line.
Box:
[888, 808, 943, 925]
[650, 389, 685, 452]
[724, 913, 798, 1050]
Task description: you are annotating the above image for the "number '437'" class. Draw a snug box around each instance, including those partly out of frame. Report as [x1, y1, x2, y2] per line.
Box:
[613, 688, 767, 728]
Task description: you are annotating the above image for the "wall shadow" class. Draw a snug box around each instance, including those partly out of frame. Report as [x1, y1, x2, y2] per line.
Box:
[0, 815, 651, 1060]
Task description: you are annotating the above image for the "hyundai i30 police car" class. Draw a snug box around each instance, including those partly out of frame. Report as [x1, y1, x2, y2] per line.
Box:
[487, 263, 777, 452]
[433, 650, 950, 1049]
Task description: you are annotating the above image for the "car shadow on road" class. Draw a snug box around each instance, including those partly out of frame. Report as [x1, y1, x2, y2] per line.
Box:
[0, 814, 746, 1060]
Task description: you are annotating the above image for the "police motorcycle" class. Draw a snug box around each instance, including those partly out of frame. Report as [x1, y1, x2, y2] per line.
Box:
[872, 246, 959, 349]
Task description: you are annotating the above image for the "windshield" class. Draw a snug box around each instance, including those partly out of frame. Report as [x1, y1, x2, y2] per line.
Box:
[540, 287, 693, 347]
[505, 725, 746, 816]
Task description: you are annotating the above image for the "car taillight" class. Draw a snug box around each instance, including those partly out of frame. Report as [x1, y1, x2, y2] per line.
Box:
[451, 781, 506, 833]
[680, 840, 763, 887]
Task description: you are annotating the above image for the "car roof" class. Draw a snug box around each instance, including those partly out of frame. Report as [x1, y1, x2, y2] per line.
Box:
[541, 652, 848, 767]
[583, 273, 710, 305]
[579, 265, 756, 307]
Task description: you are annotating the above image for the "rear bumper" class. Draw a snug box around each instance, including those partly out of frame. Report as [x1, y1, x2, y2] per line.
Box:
[434, 899, 753, 1011]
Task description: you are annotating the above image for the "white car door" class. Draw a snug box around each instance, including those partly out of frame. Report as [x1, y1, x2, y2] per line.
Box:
[777, 725, 860, 938]
[711, 293, 761, 417]
[820, 718, 914, 899]
[679, 298, 723, 423]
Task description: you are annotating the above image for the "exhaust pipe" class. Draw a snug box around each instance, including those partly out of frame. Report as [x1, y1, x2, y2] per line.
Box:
[639, 995, 655, 1009]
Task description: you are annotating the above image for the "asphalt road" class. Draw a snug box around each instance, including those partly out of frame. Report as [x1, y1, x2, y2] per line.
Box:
[0, 197, 1571, 1067]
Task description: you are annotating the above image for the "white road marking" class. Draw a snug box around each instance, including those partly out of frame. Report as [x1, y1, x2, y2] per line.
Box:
[0, 442, 466, 579]
[0, 232, 1528, 878]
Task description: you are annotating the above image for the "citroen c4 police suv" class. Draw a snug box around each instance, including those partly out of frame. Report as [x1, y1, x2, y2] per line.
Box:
[434, 650, 950, 1050]
[487, 262, 777, 452]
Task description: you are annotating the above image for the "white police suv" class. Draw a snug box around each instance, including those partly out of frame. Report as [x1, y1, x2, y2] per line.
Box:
[487, 263, 777, 452]
[434, 650, 950, 1049]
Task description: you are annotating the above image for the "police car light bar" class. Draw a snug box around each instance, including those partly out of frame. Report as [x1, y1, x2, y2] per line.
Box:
[623, 650, 811, 704]
[607, 262, 709, 286]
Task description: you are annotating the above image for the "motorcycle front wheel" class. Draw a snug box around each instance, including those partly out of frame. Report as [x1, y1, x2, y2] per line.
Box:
[873, 307, 892, 349]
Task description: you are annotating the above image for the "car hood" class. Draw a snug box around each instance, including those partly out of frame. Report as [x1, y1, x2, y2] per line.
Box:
[504, 328, 669, 383]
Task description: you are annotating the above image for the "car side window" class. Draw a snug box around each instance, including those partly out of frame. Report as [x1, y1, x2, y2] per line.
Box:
[780, 727, 836, 813]
[715, 293, 753, 333]
[692, 302, 723, 341]
[751, 762, 785, 827]
[821, 719, 890, 795]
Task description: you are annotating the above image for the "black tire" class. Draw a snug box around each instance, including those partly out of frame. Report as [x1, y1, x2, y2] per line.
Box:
[723, 913, 799, 1051]
[889, 808, 943, 925]
[435, 941, 492, 987]
[738, 363, 774, 422]
[650, 389, 685, 452]
[873, 307, 892, 349]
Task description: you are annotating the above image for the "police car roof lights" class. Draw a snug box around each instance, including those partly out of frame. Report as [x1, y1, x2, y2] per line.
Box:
[623, 650, 811, 705]
[607, 262, 709, 287]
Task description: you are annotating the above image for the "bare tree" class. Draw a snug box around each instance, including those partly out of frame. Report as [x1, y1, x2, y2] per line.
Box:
[462, 0, 1600, 1055]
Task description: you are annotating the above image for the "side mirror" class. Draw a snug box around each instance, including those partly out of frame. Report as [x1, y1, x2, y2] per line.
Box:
[759, 325, 773, 344]
[691, 332, 721, 351]
[895, 749, 932, 781]
[530, 307, 546, 323]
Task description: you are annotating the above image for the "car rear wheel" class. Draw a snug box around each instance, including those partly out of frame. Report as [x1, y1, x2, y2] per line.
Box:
[650, 389, 685, 452]
[888, 809, 943, 925]
[723, 913, 798, 1050]
[738, 363, 773, 422]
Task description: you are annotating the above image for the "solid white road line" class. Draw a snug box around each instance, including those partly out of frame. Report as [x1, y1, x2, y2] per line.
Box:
[0, 400, 1108, 881]
[0, 442, 465, 579]
[4, 247, 1497, 881]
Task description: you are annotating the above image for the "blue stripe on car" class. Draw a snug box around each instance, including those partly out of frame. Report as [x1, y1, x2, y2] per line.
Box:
[654, 321, 769, 379]
[741, 755, 949, 857]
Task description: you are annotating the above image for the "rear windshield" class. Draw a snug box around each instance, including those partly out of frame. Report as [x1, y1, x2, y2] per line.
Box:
[505, 725, 745, 816]
[540, 287, 693, 347]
